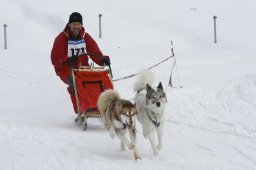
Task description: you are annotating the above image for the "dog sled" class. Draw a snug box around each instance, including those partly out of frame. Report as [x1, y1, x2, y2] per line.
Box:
[71, 66, 113, 131]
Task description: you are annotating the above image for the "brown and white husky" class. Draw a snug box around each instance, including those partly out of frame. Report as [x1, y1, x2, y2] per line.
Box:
[97, 89, 141, 160]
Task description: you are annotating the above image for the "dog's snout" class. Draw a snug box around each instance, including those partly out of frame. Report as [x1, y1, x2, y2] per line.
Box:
[128, 120, 133, 129]
[156, 102, 161, 107]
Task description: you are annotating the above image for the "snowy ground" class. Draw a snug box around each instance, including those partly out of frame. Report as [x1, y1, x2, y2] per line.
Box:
[0, 0, 256, 170]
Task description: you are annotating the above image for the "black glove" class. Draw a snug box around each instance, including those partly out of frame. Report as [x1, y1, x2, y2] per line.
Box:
[69, 55, 78, 64]
[101, 56, 111, 66]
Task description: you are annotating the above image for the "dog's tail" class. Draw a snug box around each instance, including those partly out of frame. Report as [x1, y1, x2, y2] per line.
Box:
[133, 70, 154, 92]
[97, 89, 121, 114]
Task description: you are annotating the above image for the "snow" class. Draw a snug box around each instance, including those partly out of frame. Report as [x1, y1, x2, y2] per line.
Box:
[0, 0, 256, 169]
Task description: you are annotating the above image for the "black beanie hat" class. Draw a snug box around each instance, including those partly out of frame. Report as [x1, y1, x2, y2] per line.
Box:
[68, 12, 83, 24]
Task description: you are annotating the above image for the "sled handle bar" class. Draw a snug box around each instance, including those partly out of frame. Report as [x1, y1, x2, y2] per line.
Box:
[77, 53, 113, 78]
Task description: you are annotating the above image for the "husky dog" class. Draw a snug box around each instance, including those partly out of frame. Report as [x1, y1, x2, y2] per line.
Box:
[134, 70, 167, 156]
[97, 89, 141, 160]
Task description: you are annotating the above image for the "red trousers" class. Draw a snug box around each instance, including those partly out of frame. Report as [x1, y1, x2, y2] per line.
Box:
[67, 86, 78, 114]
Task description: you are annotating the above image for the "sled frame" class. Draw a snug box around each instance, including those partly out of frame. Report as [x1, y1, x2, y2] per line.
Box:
[71, 66, 112, 131]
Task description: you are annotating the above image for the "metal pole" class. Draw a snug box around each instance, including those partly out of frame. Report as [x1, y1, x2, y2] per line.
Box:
[98, 14, 102, 38]
[213, 16, 217, 43]
[3, 24, 7, 49]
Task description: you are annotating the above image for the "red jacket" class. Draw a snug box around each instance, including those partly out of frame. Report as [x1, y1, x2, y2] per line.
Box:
[51, 26, 105, 83]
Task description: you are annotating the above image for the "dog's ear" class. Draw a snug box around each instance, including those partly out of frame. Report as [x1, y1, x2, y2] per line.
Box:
[112, 100, 122, 115]
[133, 104, 138, 115]
[157, 82, 163, 91]
[146, 84, 154, 92]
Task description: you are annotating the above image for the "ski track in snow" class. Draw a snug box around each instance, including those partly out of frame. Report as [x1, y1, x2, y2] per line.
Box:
[166, 73, 256, 169]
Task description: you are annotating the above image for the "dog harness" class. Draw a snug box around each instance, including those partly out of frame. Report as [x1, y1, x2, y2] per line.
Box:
[122, 122, 127, 130]
[146, 110, 160, 127]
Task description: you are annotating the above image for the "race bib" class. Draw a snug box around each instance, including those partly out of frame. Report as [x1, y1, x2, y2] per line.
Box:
[67, 39, 86, 57]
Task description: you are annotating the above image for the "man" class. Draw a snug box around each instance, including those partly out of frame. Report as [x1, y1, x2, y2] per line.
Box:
[51, 12, 110, 114]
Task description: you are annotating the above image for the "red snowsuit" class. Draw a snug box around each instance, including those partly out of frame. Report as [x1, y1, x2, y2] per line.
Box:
[51, 25, 107, 113]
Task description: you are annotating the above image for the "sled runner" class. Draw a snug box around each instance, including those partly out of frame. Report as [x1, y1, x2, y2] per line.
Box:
[71, 66, 113, 131]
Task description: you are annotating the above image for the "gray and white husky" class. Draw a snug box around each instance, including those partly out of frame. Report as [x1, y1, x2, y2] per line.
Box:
[134, 70, 167, 156]
[97, 89, 141, 160]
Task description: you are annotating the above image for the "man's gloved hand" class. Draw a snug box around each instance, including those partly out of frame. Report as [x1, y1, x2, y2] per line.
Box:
[69, 55, 78, 64]
[101, 55, 111, 66]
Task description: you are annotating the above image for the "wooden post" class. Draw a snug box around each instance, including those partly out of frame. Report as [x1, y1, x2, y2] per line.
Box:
[213, 16, 217, 43]
[3, 24, 7, 49]
[99, 14, 102, 38]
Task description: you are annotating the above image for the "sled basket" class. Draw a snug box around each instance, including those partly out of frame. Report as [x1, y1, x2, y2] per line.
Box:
[71, 66, 113, 131]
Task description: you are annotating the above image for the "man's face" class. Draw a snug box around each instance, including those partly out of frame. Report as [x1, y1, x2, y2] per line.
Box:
[68, 22, 82, 37]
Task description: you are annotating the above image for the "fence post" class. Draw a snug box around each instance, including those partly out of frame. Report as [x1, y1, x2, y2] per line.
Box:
[213, 16, 217, 43]
[98, 14, 102, 38]
[3, 24, 7, 49]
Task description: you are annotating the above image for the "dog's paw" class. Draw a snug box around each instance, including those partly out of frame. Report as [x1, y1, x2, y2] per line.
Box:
[150, 154, 161, 160]
[134, 154, 141, 160]
[157, 144, 162, 151]
[129, 144, 135, 150]
[153, 148, 160, 156]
